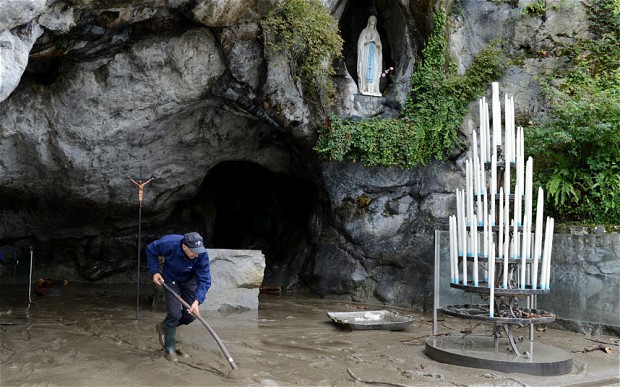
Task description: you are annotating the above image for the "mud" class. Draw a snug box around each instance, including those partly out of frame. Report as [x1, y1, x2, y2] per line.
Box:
[1, 283, 619, 386]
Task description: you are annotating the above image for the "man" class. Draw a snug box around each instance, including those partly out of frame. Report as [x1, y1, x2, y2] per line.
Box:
[146, 232, 211, 361]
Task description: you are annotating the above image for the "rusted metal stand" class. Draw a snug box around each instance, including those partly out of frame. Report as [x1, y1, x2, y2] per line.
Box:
[426, 269, 573, 375]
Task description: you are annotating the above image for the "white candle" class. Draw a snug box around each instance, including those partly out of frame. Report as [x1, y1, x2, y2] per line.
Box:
[483, 194, 488, 254]
[547, 218, 555, 290]
[460, 190, 467, 285]
[473, 130, 479, 178]
[510, 97, 517, 163]
[492, 82, 501, 147]
[521, 215, 530, 288]
[485, 99, 492, 161]
[499, 188, 508, 288]
[533, 187, 544, 289]
[541, 217, 551, 289]
[525, 157, 533, 238]
[504, 93, 511, 163]
[475, 156, 483, 227]
[517, 217, 524, 289]
[483, 196, 488, 283]
[479, 104, 487, 165]
[455, 213, 460, 286]
[456, 189, 462, 257]
[504, 216, 511, 287]
[491, 150, 497, 224]
[473, 221, 479, 287]
[489, 240, 495, 318]
[449, 215, 456, 283]
[466, 160, 472, 226]
[542, 217, 555, 289]
[465, 160, 469, 218]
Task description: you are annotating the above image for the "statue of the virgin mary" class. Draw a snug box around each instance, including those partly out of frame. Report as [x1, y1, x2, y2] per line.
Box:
[357, 15, 382, 97]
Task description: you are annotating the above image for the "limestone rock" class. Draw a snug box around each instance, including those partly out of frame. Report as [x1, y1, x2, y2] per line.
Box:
[202, 249, 266, 311]
[0, 0, 606, 313]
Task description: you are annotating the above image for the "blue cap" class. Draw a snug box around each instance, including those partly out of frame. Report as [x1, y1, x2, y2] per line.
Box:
[183, 232, 206, 254]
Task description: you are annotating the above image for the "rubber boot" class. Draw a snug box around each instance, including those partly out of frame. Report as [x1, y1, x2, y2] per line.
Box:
[155, 321, 165, 348]
[163, 325, 178, 362]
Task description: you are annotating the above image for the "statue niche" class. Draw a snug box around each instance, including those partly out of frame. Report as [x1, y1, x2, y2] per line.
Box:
[356, 15, 382, 97]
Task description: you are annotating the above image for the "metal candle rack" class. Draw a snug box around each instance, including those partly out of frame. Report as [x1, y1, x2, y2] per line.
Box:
[426, 83, 573, 376]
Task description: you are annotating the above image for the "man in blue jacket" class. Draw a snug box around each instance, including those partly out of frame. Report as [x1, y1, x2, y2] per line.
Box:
[146, 232, 211, 361]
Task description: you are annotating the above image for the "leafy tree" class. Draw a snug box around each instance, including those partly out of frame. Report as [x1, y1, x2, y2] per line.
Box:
[525, 0, 620, 224]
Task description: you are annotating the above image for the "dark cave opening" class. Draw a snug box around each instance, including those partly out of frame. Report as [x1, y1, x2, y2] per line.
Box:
[169, 160, 316, 284]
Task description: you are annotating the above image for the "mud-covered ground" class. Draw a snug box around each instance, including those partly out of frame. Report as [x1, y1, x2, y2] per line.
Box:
[1, 283, 619, 386]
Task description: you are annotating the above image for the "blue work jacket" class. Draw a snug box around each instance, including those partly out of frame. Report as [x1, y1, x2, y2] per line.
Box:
[146, 234, 211, 304]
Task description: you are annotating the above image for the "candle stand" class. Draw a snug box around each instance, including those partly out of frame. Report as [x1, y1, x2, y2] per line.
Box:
[426, 283, 572, 375]
[426, 83, 573, 375]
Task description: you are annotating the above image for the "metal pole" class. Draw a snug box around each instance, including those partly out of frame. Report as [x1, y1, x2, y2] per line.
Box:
[433, 230, 440, 335]
[128, 168, 154, 321]
[161, 282, 239, 370]
[28, 246, 33, 304]
[136, 205, 142, 320]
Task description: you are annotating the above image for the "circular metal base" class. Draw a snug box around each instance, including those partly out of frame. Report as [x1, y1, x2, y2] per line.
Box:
[425, 334, 573, 376]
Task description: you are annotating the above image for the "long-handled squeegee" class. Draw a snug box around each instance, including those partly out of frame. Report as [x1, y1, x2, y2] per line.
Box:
[161, 281, 238, 370]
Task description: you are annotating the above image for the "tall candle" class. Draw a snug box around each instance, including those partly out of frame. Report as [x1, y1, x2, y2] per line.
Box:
[492, 82, 501, 147]
[504, 94, 511, 163]
[460, 190, 467, 285]
[499, 188, 508, 288]
[504, 216, 511, 287]
[473, 222, 479, 287]
[525, 157, 533, 238]
[517, 216, 525, 289]
[510, 97, 517, 163]
[515, 128, 524, 227]
[547, 217, 555, 289]
[489, 240, 495, 318]
[483, 196, 489, 283]
[480, 106, 487, 165]
[475, 156, 483, 227]
[483, 195, 488, 257]
[456, 189, 463, 257]
[541, 217, 551, 289]
[543, 217, 555, 289]
[486, 99, 492, 161]
[533, 187, 544, 289]
[521, 215, 530, 288]
[473, 130, 479, 181]
[491, 150, 497, 224]
[454, 214, 460, 285]
[449, 215, 456, 283]
[465, 160, 470, 222]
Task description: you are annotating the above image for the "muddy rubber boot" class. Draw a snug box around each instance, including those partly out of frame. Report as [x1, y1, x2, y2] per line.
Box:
[155, 321, 165, 348]
[163, 325, 178, 362]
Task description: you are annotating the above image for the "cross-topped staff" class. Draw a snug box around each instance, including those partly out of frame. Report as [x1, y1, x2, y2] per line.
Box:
[128, 168, 155, 320]
[129, 175, 155, 207]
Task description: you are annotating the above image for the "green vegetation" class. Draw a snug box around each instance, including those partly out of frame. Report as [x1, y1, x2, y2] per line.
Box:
[522, 0, 547, 16]
[525, 0, 620, 224]
[314, 10, 509, 168]
[261, 0, 343, 103]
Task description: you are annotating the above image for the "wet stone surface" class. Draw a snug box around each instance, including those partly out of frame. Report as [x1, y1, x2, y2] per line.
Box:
[1, 284, 619, 386]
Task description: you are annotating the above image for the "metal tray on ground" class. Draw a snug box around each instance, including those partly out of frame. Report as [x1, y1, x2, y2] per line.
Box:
[327, 310, 414, 331]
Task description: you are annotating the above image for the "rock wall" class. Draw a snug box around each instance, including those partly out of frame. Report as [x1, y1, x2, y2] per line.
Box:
[539, 228, 620, 334]
[0, 0, 604, 311]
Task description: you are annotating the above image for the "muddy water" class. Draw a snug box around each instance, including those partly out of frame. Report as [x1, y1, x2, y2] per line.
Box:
[1, 283, 619, 386]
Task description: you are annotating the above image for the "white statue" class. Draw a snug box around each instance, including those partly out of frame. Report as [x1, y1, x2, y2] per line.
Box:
[357, 15, 382, 97]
